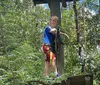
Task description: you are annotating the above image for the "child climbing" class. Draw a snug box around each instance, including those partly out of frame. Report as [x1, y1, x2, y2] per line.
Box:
[42, 16, 60, 78]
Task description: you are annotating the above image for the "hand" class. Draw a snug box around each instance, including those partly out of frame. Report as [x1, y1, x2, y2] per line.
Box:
[50, 28, 57, 34]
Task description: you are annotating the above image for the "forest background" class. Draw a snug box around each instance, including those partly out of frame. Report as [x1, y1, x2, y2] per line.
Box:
[0, 0, 100, 85]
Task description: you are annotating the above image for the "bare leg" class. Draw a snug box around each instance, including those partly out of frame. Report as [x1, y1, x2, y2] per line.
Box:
[52, 59, 58, 75]
[45, 61, 50, 77]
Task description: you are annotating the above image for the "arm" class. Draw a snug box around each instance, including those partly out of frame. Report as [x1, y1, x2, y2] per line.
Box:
[45, 26, 57, 34]
[50, 28, 57, 34]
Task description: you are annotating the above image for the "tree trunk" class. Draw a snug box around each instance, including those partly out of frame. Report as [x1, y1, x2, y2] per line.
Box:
[73, 0, 85, 73]
[73, 0, 79, 42]
[48, 0, 61, 25]
[48, 0, 64, 74]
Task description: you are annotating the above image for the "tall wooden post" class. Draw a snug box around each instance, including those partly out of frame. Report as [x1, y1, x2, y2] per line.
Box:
[48, 0, 61, 24]
[48, 0, 64, 74]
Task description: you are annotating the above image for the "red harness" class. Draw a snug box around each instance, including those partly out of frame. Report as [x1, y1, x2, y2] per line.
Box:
[42, 44, 56, 63]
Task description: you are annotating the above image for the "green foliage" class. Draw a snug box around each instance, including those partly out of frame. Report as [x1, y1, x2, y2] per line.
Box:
[0, 43, 45, 85]
[0, 0, 100, 85]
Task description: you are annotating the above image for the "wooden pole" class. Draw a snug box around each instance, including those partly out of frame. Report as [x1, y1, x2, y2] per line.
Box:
[48, 0, 64, 74]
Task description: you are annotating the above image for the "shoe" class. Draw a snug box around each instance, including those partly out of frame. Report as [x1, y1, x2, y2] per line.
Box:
[45, 76, 49, 79]
[56, 74, 60, 78]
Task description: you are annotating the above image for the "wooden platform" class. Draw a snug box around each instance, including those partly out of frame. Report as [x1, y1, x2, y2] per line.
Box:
[25, 74, 93, 85]
[53, 75, 93, 85]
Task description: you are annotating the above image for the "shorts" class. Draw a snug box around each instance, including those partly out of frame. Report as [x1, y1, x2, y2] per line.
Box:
[42, 44, 56, 62]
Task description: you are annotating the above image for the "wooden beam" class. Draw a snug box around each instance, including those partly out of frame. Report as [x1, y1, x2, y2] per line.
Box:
[33, 0, 74, 5]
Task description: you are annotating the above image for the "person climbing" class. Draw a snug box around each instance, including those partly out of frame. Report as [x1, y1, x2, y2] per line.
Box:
[42, 16, 60, 78]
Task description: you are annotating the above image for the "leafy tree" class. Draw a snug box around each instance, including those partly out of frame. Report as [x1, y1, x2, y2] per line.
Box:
[0, 0, 100, 85]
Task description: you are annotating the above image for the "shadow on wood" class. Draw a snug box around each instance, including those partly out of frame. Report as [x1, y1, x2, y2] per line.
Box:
[58, 74, 93, 85]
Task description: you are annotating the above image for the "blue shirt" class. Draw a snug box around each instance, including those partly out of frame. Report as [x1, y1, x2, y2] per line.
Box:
[43, 26, 55, 45]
